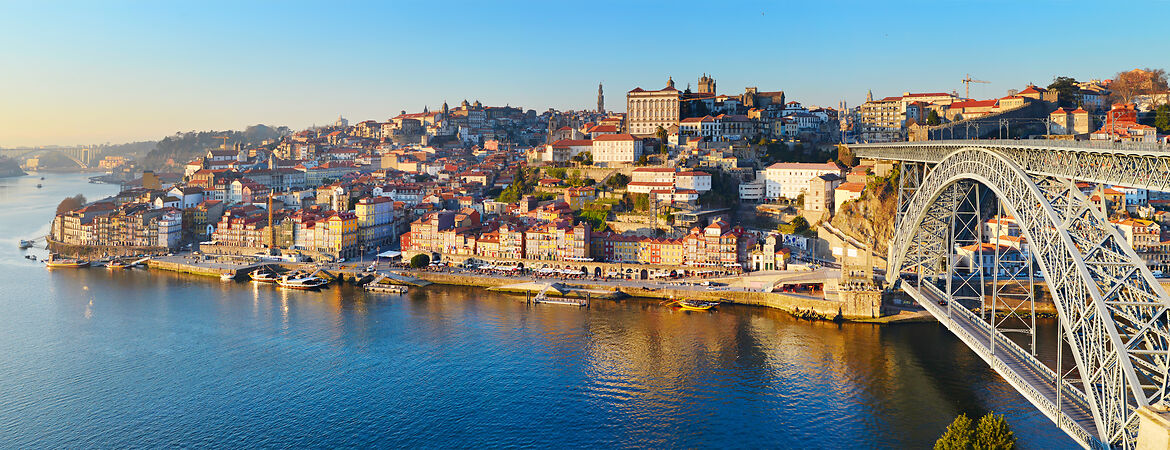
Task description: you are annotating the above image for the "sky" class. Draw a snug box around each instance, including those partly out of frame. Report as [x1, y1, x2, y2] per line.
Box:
[1, 0, 1167, 148]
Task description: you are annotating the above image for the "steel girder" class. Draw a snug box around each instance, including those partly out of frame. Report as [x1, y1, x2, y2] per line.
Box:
[889, 147, 1170, 448]
[853, 141, 1170, 193]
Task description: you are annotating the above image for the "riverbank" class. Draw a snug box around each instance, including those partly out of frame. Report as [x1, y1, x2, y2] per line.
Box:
[405, 270, 884, 321]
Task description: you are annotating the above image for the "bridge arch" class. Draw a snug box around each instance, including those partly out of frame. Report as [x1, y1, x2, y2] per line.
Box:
[891, 147, 1170, 448]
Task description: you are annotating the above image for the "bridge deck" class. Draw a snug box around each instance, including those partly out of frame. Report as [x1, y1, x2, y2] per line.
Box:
[905, 281, 1105, 448]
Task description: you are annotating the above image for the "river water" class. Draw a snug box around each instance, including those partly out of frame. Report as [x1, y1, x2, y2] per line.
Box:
[0, 173, 1077, 448]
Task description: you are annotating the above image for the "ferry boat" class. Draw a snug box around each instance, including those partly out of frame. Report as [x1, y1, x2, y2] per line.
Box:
[44, 257, 90, 269]
[250, 269, 279, 283]
[676, 299, 718, 311]
[277, 272, 328, 290]
[18, 240, 35, 249]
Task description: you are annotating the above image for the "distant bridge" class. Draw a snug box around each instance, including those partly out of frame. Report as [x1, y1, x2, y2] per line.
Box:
[0, 147, 103, 168]
[853, 139, 1170, 449]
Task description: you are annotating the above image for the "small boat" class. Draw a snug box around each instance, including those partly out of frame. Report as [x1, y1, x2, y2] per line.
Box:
[40, 176, 44, 180]
[676, 299, 719, 311]
[250, 269, 279, 283]
[365, 283, 408, 294]
[19, 240, 34, 249]
[45, 257, 90, 268]
[277, 272, 328, 290]
[36, 184, 42, 188]
[106, 260, 131, 269]
[220, 273, 236, 281]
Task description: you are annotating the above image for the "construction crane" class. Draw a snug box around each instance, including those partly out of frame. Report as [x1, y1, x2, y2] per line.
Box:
[213, 136, 230, 150]
[961, 74, 990, 99]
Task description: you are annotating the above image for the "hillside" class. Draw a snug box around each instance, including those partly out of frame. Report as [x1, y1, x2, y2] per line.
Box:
[141, 124, 289, 170]
[0, 157, 26, 178]
[830, 175, 897, 260]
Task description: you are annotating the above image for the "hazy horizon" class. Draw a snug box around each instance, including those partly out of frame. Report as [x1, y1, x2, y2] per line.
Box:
[2, 0, 1166, 147]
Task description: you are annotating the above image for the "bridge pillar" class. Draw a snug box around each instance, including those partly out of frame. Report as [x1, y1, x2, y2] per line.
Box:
[1137, 404, 1170, 449]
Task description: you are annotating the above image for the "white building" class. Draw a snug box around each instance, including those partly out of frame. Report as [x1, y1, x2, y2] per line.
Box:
[762, 162, 844, 200]
[592, 134, 643, 164]
[739, 179, 765, 202]
[631, 167, 676, 184]
[675, 171, 712, 192]
[626, 78, 682, 135]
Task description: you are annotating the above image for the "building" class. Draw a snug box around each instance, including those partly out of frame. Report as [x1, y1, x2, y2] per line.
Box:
[592, 134, 643, 164]
[1091, 103, 1159, 142]
[833, 182, 865, 214]
[356, 197, 394, 250]
[627, 78, 682, 135]
[805, 173, 843, 218]
[762, 162, 844, 200]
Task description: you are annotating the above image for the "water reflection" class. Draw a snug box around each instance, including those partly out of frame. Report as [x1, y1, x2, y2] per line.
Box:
[0, 174, 1077, 448]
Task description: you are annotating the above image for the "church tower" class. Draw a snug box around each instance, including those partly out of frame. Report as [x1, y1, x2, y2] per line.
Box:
[597, 83, 604, 113]
[697, 73, 716, 94]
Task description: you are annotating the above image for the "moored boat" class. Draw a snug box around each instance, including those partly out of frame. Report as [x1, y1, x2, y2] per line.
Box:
[676, 299, 718, 311]
[106, 260, 131, 269]
[250, 269, 279, 283]
[220, 273, 236, 281]
[277, 272, 328, 290]
[44, 257, 90, 268]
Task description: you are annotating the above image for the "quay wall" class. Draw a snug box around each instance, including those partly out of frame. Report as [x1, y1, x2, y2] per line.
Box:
[47, 238, 166, 259]
[408, 271, 883, 320]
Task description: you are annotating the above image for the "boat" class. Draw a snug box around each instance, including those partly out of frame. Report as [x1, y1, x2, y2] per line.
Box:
[36, 184, 42, 188]
[277, 272, 328, 290]
[19, 240, 34, 249]
[44, 257, 90, 268]
[106, 260, 131, 269]
[250, 269, 279, 283]
[365, 283, 408, 294]
[220, 273, 236, 281]
[676, 299, 719, 311]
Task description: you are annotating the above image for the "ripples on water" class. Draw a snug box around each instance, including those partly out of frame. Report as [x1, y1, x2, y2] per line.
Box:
[0, 174, 1076, 448]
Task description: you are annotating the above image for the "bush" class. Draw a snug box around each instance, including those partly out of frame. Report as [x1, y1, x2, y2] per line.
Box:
[409, 254, 430, 268]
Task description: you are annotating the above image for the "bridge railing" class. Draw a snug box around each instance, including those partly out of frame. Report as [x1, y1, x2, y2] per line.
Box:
[854, 138, 1170, 154]
[913, 281, 1103, 448]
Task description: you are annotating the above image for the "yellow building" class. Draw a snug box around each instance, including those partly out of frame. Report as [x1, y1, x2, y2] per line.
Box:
[323, 211, 358, 258]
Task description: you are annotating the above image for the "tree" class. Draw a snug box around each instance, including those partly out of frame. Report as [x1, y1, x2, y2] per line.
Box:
[925, 110, 942, 126]
[409, 254, 430, 268]
[636, 155, 649, 166]
[1047, 76, 1080, 108]
[791, 215, 810, 234]
[973, 413, 1016, 449]
[934, 414, 974, 450]
[56, 194, 86, 215]
[837, 144, 857, 167]
[655, 126, 668, 143]
[1156, 104, 1170, 133]
[1110, 68, 1169, 104]
[606, 173, 630, 189]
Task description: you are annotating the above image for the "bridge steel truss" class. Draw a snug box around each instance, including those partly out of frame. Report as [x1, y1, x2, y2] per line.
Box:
[870, 145, 1170, 449]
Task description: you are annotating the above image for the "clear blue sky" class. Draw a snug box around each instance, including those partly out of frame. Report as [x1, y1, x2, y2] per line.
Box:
[0, 0, 1165, 147]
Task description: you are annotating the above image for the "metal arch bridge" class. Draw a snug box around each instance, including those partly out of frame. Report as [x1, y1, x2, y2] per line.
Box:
[0, 147, 101, 168]
[851, 139, 1170, 449]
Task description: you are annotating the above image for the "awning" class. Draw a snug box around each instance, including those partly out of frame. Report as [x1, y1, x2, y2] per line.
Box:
[376, 250, 402, 258]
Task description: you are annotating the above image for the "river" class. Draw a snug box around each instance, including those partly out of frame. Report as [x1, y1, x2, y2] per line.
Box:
[0, 173, 1077, 448]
